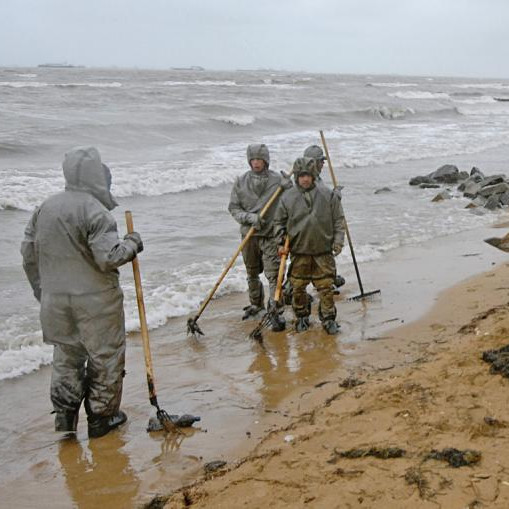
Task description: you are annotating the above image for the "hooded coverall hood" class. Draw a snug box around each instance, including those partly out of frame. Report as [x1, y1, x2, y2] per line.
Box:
[293, 157, 317, 183]
[303, 145, 325, 162]
[63, 146, 118, 210]
[246, 144, 270, 169]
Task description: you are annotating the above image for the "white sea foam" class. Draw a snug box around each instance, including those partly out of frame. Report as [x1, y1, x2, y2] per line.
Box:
[0, 81, 122, 89]
[214, 115, 256, 127]
[368, 82, 418, 88]
[388, 91, 450, 100]
[162, 80, 238, 87]
[454, 83, 509, 90]
[367, 106, 415, 119]
[452, 95, 497, 105]
[0, 345, 52, 381]
[0, 81, 48, 88]
[14, 73, 38, 78]
[456, 103, 509, 116]
[123, 262, 247, 332]
[55, 82, 122, 88]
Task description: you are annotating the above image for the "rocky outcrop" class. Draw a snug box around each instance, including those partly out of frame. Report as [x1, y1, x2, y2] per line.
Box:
[409, 164, 509, 210]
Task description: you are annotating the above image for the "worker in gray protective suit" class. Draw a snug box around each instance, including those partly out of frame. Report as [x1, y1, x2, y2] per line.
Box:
[21, 146, 144, 439]
[274, 157, 345, 335]
[303, 144, 346, 293]
[228, 143, 291, 330]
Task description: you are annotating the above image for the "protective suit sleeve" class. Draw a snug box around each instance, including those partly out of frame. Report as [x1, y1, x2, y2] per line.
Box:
[228, 178, 251, 226]
[273, 199, 289, 246]
[332, 194, 346, 248]
[20, 208, 42, 301]
[87, 208, 138, 272]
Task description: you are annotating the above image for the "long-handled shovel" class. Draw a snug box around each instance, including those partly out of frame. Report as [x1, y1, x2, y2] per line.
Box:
[319, 130, 381, 301]
[187, 173, 293, 336]
[125, 211, 179, 433]
[249, 236, 290, 342]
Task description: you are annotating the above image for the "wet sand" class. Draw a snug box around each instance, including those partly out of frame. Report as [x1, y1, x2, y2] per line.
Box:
[164, 259, 509, 509]
[0, 222, 508, 508]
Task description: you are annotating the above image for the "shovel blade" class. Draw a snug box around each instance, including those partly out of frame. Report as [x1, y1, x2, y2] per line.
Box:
[484, 236, 509, 253]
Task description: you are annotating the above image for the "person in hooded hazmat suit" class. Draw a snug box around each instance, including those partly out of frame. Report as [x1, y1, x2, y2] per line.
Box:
[274, 157, 345, 335]
[303, 144, 346, 292]
[228, 143, 291, 331]
[20, 147, 144, 438]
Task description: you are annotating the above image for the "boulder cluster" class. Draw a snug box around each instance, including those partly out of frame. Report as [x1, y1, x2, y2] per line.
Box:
[409, 164, 509, 210]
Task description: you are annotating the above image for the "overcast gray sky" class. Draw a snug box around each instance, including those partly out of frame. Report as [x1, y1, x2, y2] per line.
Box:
[1, 0, 509, 78]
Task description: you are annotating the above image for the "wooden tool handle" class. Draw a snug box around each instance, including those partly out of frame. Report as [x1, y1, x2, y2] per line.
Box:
[274, 236, 290, 303]
[125, 211, 158, 401]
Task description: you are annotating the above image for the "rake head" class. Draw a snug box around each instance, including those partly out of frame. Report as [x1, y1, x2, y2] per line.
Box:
[348, 289, 381, 302]
[249, 312, 273, 342]
[156, 407, 181, 434]
[187, 316, 204, 336]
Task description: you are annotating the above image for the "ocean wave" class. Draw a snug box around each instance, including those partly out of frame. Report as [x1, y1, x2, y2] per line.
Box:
[452, 95, 497, 105]
[0, 81, 48, 88]
[213, 114, 256, 127]
[162, 80, 238, 87]
[367, 82, 418, 88]
[123, 262, 247, 332]
[388, 91, 450, 100]
[456, 103, 509, 116]
[364, 106, 415, 120]
[0, 81, 122, 89]
[0, 168, 63, 211]
[453, 83, 509, 90]
[0, 345, 52, 381]
[0, 156, 242, 211]
[55, 82, 122, 88]
[14, 73, 38, 78]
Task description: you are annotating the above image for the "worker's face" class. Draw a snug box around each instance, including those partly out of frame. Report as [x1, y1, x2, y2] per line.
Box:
[298, 174, 313, 189]
[317, 159, 324, 172]
[250, 159, 266, 173]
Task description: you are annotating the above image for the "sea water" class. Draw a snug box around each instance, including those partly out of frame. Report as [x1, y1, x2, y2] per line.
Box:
[1, 66, 509, 380]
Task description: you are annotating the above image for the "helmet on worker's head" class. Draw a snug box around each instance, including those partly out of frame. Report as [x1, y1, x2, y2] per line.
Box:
[247, 144, 270, 169]
[303, 145, 325, 162]
[293, 157, 317, 181]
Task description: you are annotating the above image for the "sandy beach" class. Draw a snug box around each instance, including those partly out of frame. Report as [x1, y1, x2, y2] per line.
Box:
[161, 258, 509, 508]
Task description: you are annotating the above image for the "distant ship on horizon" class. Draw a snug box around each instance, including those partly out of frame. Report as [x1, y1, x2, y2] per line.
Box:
[38, 63, 85, 68]
[170, 66, 204, 71]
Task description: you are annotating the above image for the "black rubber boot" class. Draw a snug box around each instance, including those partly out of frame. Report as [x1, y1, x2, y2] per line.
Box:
[270, 313, 286, 332]
[242, 305, 264, 320]
[55, 410, 79, 433]
[332, 275, 346, 295]
[323, 319, 340, 335]
[88, 410, 127, 439]
[295, 316, 310, 332]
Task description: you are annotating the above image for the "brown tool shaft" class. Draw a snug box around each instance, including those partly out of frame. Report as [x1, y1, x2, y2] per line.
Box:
[274, 236, 290, 303]
[319, 130, 365, 296]
[192, 170, 293, 323]
[125, 211, 158, 402]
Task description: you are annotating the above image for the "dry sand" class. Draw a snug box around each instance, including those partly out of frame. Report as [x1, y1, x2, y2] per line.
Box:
[160, 262, 509, 509]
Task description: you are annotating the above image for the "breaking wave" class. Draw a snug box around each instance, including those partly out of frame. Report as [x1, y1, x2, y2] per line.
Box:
[213, 115, 256, 127]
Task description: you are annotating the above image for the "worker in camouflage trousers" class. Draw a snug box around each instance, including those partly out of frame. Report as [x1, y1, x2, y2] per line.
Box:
[228, 143, 291, 330]
[274, 157, 345, 335]
[303, 144, 346, 293]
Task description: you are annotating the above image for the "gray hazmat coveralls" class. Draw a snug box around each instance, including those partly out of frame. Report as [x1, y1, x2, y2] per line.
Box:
[20, 147, 139, 421]
[228, 147, 284, 308]
[274, 181, 345, 320]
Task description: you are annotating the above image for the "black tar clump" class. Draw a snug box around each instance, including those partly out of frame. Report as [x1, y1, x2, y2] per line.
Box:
[482, 344, 509, 378]
[425, 448, 481, 468]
